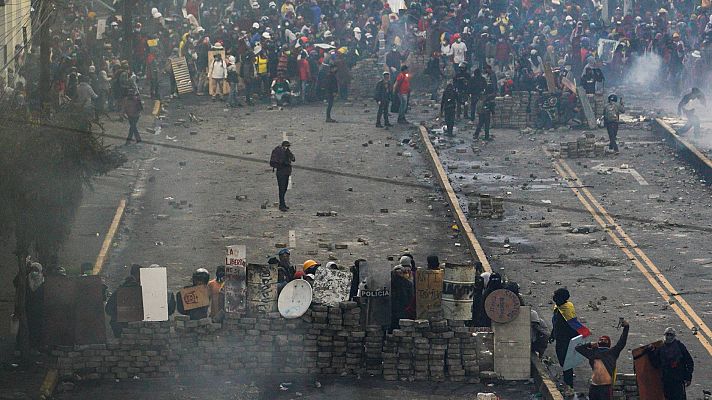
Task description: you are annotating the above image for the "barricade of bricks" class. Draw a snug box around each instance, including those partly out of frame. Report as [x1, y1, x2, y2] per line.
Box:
[52, 302, 497, 383]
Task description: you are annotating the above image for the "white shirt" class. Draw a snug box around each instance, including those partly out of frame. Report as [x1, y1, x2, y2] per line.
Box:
[211, 59, 227, 79]
[451, 41, 467, 64]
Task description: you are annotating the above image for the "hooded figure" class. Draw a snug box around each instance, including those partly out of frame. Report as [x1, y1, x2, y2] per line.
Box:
[390, 264, 414, 330]
[649, 327, 694, 400]
[551, 288, 591, 393]
[471, 274, 486, 326]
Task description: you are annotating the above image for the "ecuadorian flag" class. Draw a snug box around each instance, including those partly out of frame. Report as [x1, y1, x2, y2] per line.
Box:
[554, 301, 591, 337]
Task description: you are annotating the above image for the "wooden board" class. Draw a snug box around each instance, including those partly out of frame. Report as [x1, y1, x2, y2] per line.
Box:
[170, 57, 193, 95]
[561, 77, 577, 93]
[543, 64, 557, 92]
[484, 288, 521, 324]
[577, 86, 597, 129]
[246, 264, 278, 314]
[179, 285, 210, 311]
[140, 267, 168, 321]
[312, 267, 353, 307]
[116, 286, 144, 322]
[632, 341, 665, 400]
[42, 276, 77, 346]
[223, 267, 246, 313]
[73, 276, 107, 345]
[415, 269, 443, 319]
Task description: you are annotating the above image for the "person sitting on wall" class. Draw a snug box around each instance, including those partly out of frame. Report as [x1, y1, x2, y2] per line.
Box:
[276, 248, 296, 293]
[208, 265, 225, 319]
[176, 268, 210, 320]
[105, 264, 141, 337]
[390, 264, 415, 331]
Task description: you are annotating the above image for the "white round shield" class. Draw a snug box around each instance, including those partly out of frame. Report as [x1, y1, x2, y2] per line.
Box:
[278, 279, 313, 318]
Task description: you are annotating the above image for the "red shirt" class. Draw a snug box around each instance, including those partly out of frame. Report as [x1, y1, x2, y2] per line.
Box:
[395, 72, 410, 94]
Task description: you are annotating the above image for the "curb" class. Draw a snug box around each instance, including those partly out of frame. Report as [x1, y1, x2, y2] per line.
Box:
[651, 118, 712, 184]
[417, 125, 492, 273]
[418, 125, 564, 399]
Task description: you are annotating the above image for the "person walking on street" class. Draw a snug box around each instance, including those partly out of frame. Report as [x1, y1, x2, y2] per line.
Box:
[374, 71, 393, 128]
[473, 91, 495, 140]
[394, 65, 411, 124]
[648, 327, 694, 400]
[603, 94, 625, 154]
[270, 140, 295, 211]
[123, 89, 143, 144]
[550, 288, 591, 397]
[575, 319, 630, 400]
[227, 56, 240, 108]
[440, 83, 457, 136]
[323, 64, 338, 122]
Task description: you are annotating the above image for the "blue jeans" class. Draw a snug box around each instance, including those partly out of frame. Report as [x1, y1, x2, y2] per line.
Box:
[398, 93, 408, 120]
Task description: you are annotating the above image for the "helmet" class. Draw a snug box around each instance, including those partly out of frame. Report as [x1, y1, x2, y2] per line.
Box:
[324, 30, 333, 38]
[262, 32, 271, 39]
[303, 260, 320, 271]
[192, 268, 210, 283]
[608, 94, 618, 102]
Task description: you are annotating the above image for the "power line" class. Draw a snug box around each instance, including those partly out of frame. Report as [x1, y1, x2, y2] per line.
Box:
[0, 14, 31, 48]
[0, 6, 52, 73]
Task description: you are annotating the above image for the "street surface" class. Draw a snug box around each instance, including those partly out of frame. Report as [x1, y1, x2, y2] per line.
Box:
[423, 95, 712, 397]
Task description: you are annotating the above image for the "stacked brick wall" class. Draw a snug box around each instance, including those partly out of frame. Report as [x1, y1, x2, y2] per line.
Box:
[52, 301, 497, 383]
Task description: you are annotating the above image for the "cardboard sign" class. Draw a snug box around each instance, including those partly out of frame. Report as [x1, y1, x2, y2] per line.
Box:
[415, 269, 443, 319]
[225, 245, 246, 277]
[484, 289, 521, 324]
[632, 341, 665, 400]
[96, 18, 107, 40]
[597, 39, 620, 63]
[116, 286, 144, 322]
[44, 275, 107, 346]
[141, 267, 168, 321]
[562, 334, 587, 371]
[179, 285, 210, 311]
[312, 267, 353, 307]
[73, 276, 107, 345]
[543, 63, 557, 92]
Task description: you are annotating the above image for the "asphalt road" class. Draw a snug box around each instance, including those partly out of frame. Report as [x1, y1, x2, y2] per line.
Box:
[426, 98, 712, 397]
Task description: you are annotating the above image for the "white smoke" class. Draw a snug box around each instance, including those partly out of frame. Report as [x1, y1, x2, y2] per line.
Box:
[625, 52, 663, 90]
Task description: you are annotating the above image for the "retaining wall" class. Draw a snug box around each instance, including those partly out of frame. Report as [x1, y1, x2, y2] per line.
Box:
[53, 301, 496, 383]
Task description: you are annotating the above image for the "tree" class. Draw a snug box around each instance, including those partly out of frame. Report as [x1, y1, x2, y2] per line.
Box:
[0, 94, 125, 359]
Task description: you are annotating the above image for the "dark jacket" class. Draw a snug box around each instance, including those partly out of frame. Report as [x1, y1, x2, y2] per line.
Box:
[576, 325, 629, 379]
[374, 80, 392, 103]
[390, 273, 414, 329]
[322, 71, 338, 95]
[424, 57, 442, 79]
[440, 86, 458, 114]
[271, 146, 295, 176]
[650, 339, 694, 383]
[105, 277, 140, 336]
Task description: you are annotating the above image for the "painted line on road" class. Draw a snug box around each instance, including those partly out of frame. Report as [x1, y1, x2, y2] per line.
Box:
[549, 152, 712, 356]
[289, 230, 296, 248]
[558, 158, 712, 348]
[419, 126, 491, 273]
[92, 198, 127, 275]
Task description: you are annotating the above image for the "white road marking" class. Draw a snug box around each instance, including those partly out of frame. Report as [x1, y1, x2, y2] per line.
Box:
[289, 230, 296, 248]
[288, 175, 293, 190]
[592, 164, 649, 186]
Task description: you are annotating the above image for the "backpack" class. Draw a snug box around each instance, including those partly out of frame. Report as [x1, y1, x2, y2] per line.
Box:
[603, 103, 619, 123]
[270, 146, 285, 169]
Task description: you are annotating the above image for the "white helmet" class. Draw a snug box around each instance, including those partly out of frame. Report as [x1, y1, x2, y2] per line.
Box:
[252, 22, 260, 29]
[324, 30, 332, 38]
[353, 27, 361, 33]
[262, 32, 271, 39]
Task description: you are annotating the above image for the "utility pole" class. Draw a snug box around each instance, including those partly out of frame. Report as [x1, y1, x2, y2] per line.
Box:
[38, 0, 51, 109]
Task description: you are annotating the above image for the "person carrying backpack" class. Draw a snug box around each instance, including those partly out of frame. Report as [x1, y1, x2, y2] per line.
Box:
[603, 94, 625, 154]
[270, 141, 295, 212]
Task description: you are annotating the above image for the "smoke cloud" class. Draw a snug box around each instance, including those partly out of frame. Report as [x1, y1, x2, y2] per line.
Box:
[625, 52, 663, 90]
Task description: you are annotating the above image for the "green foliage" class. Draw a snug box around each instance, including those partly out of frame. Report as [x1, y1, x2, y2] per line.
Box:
[0, 99, 126, 266]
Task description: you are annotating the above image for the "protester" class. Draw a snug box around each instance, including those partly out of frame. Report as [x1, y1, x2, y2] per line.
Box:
[440, 83, 458, 136]
[390, 264, 414, 331]
[210, 52, 227, 101]
[648, 327, 695, 400]
[276, 248, 296, 292]
[393, 65, 410, 124]
[323, 64, 338, 123]
[530, 309, 549, 358]
[576, 319, 630, 400]
[269, 140, 295, 212]
[677, 88, 706, 136]
[176, 268, 210, 320]
[207, 266, 225, 318]
[550, 288, 591, 396]
[603, 94, 626, 154]
[226, 56, 240, 108]
[426, 255, 440, 270]
[105, 264, 141, 337]
[470, 274, 486, 327]
[123, 90, 143, 145]
[374, 71, 393, 128]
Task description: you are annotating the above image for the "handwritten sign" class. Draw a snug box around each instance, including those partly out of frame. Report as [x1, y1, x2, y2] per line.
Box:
[141, 267, 168, 321]
[484, 289, 521, 324]
[179, 285, 210, 311]
[225, 245, 247, 313]
[247, 264, 277, 313]
[415, 269, 443, 319]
